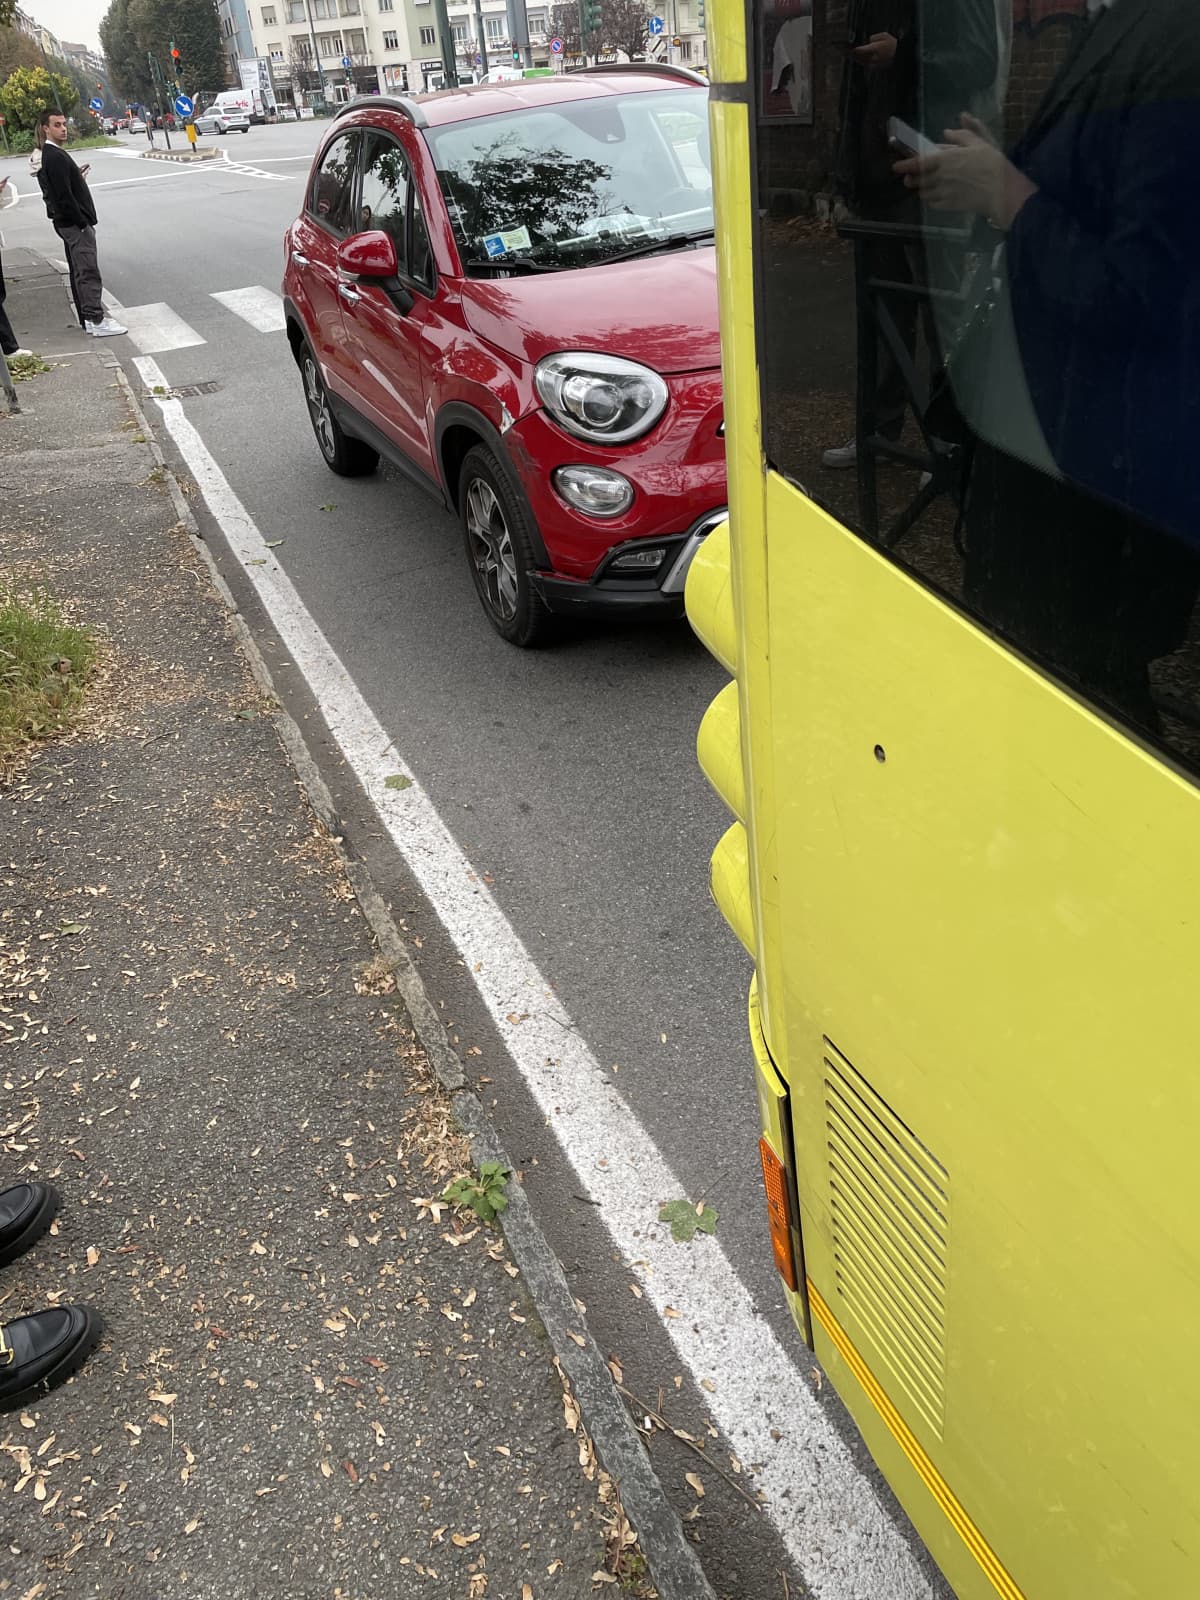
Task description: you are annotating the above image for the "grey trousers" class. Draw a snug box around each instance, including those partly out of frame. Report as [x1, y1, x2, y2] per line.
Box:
[57, 223, 104, 326]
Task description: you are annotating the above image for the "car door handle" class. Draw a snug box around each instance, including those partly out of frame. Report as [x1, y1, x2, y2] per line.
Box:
[291, 251, 309, 266]
[338, 283, 361, 305]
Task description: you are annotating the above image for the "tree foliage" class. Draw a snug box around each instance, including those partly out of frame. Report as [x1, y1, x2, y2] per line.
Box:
[0, 25, 41, 81]
[100, 0, 223, 107]
[548, 0, 651, 61]
[0, 65, 78, 130]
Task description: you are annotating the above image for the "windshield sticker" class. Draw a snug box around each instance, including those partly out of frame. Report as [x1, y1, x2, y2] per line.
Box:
[481, 225, 533, 258]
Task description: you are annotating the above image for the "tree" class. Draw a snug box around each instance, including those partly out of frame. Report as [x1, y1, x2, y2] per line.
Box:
[101, 0, 223, 104]
[599, 0, 652, 61]
[100, 0, 154, 104]
[549, 1, 582, 55]
[0, 0, 16, 27]
[0, 65, 78, 130]
[0, 25, 42, 80]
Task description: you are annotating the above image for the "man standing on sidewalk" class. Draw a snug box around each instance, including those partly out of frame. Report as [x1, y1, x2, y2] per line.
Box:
[35, 109, 127, 339]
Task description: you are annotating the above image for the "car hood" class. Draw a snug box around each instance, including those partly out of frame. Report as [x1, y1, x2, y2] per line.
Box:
[459, 246, 719, 376]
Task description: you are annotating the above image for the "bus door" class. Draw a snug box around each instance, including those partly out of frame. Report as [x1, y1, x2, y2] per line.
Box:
[691, 2, 1200, 1597]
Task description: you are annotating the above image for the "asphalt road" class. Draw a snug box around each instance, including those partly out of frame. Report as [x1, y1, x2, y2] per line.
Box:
[0, 126, 953, 1600]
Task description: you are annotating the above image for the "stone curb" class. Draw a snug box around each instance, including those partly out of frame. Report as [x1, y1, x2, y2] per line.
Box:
[140, 147, 220, 163]
[106, 355, 720, 1600]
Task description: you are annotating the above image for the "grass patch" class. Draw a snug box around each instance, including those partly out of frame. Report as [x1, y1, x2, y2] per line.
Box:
[0, 585, 95, 773]
[67, 135, 121, 150]
[6, 353, 51, 382]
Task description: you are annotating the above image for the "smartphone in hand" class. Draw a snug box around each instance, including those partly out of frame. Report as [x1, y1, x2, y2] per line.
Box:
[887, 116, 939, 158]
[80, 163, 91, 178]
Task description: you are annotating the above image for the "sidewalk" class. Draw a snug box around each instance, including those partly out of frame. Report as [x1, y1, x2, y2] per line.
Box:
[0, 257, 648, 1598]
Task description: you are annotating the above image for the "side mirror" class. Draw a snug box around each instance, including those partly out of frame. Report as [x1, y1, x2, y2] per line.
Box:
[337, 229, 399, 279]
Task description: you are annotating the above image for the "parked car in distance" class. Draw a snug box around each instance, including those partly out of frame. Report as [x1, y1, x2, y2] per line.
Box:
[128, 118, 146, 133]
[194, 108, 251, 135]
[282, 66, 725, 645]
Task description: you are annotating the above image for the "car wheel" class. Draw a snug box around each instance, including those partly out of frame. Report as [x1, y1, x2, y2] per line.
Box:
[458, 443, 554, 647]
[299, 343, 378, 477]
[216, 121, 226, 134]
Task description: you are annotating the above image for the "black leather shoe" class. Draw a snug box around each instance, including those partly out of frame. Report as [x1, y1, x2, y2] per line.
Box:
[0, 1183, 60, 1270]
[0, 1305, 103, 1412]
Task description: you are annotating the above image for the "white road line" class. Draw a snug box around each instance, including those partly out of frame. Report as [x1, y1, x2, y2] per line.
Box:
[132, 351, 936, 1600]
[120, 304, 204, 354]
[210, 286, 285, 333]
[212, 154, 290, 182]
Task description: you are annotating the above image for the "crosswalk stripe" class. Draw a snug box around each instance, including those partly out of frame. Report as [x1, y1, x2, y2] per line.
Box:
[118, 302, 205, 354]
[210, 286, 286, 334]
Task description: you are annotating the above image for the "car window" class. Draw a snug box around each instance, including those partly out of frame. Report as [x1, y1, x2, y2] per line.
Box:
[360, 132, 409, 263]
[423, 88, 713, 271]
[309, 132, 358, 236]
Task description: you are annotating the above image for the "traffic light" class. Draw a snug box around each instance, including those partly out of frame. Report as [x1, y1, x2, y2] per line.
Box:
[512, 47, 521, 61]
[170, 42, 182, 81]
[580, 0, 601, 34]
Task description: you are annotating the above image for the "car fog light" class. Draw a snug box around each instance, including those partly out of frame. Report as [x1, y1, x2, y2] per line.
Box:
[611, 547, 667, 570]
[553, 465, 634, 518]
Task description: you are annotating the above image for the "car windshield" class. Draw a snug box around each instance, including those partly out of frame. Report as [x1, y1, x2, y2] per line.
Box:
[423, 87, 713, 272]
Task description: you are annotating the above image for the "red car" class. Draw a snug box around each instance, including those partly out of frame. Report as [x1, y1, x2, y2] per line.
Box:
[282, 65, 725, 645]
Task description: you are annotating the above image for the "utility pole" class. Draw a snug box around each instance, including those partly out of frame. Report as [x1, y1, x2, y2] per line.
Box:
[504, 0, 531, 69]
[303, 0, 329, 105]
[472, 0, 487, 79]
[432, 0, 459, 87]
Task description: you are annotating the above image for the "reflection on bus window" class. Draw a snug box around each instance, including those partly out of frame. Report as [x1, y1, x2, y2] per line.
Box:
[756, 0, 1200, 770]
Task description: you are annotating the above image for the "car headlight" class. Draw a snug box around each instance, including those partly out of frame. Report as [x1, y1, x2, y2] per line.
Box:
[535, 352, 668, 445]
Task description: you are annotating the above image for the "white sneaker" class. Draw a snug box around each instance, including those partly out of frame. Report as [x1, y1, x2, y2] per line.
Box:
[87, 317, 128, 338]
[821, 436, 858, 469]
[5, 348, 32, 360]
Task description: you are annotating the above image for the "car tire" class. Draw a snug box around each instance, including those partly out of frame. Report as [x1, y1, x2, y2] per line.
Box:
[299, 342, 378, 478]
[216, 121, 226, 134]
[458, 443, 555, 647]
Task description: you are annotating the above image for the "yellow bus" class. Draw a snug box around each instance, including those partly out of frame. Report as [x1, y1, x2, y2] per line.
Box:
[688, 2, 1200, 1597]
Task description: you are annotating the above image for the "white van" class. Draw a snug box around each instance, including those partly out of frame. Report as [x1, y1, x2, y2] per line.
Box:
[210, 87, 267, 125]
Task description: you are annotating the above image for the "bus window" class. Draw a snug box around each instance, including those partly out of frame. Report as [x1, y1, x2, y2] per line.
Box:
[756, 0, 1200, 771]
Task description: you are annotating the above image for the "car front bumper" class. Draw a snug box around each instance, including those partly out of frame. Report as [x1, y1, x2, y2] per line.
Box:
[530, 509, 728, 617]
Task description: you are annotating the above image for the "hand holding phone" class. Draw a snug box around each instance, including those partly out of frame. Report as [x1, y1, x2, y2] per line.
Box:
[80, 163, 91, 178]
[887, 116, 938, 159]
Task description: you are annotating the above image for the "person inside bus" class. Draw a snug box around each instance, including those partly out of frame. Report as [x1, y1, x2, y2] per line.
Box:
[893, 0, 1200, 730]
[822, 0, 1004, 472]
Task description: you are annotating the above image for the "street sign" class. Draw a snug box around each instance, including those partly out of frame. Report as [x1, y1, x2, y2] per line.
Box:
[473, 52, 482, 64]
[647, 15, 664, 33]
[549, 35, 564, 52]
[341, 54, 353, 68]
[89, 96, 104, 112]
[174, 93, 194, 117]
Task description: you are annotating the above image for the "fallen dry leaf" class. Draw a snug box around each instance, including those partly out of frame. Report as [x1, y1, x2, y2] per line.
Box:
[686, 1472, 706, 1498]
[85, 1246, 99, 1268]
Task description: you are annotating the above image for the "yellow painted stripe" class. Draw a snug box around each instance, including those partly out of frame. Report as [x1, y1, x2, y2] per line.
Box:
[808, 1280, 1028, 1600]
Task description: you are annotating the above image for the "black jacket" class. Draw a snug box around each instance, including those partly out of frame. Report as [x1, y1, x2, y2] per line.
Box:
[39, 142, 97, 230]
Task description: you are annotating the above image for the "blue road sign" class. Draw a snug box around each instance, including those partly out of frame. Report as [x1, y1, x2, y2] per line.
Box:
[89, 96, 104, 112]
[174, 93, 194, 117]
[647, 15, 664, 33]
[473, 51, 482, 64]
[549, 35, 564, 53]
[341, 54, 353, 68]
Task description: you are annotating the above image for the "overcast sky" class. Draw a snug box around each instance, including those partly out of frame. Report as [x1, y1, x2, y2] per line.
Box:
[31, 0, 106, 53]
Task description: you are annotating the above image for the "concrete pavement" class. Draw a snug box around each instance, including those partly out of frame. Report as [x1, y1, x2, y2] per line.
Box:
[0, 252, 708, 1599]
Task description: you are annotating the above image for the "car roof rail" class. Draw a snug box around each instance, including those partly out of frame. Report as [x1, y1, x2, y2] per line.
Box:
[340, 93, 428, 128]
[566, 61, 708, 87]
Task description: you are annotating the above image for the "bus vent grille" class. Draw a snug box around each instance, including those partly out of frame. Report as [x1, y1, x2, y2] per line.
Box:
[823, 1041, 949, 1437]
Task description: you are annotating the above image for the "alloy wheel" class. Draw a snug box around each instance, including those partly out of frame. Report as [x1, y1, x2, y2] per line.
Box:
[302, 356, 336, 461]
[464, 477, 519, 622]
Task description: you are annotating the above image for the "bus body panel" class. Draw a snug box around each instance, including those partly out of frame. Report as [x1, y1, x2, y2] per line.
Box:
[692, 1, 1200, 1594]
